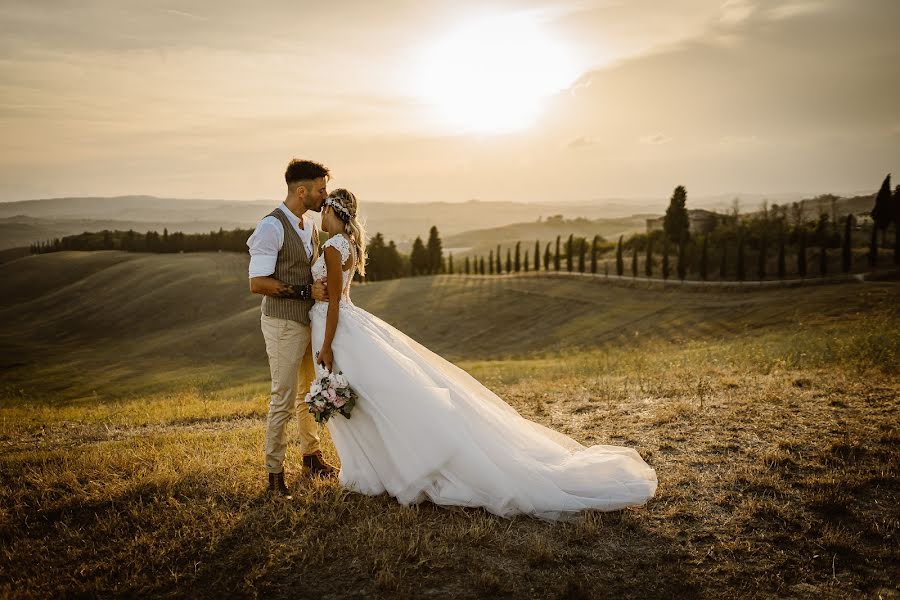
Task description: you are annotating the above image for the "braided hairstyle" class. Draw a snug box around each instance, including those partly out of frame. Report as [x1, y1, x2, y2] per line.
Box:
[325, 188, 367, 277]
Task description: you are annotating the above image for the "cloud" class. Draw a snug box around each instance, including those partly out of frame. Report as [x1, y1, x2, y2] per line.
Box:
[718, 134, 760, 145]
[567, 136, 596, 149]
[765, 2, 825, 20]
[640, 134, 672, 145]
[719, 0, 756, 26]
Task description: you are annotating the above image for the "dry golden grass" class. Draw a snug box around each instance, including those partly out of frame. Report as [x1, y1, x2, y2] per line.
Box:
[1, 253, 898, 598]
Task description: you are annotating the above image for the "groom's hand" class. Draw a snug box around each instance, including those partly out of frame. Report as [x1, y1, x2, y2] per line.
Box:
[312, 278, 329, 302]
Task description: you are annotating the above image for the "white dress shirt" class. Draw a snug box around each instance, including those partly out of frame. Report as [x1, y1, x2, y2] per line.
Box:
[247, 203, 315, 278]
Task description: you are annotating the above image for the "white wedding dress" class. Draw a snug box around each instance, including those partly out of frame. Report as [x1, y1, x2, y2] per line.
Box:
[310, 234, 657, 520]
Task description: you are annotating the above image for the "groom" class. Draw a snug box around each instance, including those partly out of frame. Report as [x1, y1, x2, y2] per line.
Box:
[248, 159, 338, 498]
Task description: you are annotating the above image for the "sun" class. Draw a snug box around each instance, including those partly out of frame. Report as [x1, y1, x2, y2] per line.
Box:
[417, 13, 580, 134]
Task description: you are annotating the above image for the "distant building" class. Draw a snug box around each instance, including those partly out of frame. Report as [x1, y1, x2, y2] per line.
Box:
[646, 209, 718, 235]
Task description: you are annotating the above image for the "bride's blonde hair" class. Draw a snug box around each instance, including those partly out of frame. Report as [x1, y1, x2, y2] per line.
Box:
[326, 188, 367, 277]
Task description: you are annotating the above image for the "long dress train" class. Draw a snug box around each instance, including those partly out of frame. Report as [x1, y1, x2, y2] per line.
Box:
[309, 234, 657, 520]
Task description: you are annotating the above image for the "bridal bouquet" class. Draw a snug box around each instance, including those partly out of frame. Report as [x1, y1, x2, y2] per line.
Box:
[305, 359, 357, 423]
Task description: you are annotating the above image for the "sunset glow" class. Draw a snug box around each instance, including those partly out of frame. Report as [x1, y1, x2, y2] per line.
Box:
[417, 14, 580, 134]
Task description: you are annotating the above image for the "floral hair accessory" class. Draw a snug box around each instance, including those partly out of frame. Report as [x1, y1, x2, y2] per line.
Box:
[324, 197, 352, 223]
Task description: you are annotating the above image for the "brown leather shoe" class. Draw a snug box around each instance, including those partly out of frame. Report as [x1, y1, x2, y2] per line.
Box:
[268, 471, 292, 499]
[302, 451, 338, 478]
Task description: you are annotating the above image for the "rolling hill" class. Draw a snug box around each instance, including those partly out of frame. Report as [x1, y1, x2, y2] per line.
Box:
[1, 250, 895, 403]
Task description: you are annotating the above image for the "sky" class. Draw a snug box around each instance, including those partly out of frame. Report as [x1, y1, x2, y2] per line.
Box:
[1, 0, 898, 204]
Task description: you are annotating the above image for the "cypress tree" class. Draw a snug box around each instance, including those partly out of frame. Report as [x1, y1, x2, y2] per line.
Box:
[798, 230, 807, 277]
[489, 250, 494, 275]
[677, 237, 687, 281]
[894, 185, 900, 266]
[426, 226, 443, 273]
[758, 233, 767, 280]
[719, 242, 728, 280]
[514, 242, 521, 272]
[664, 185, 690, 244]
[544, 242, 551, 271]
[842, 215, 853, 273]
[480, 256, 485, 275]
[819, 242, 827, 277]
[662, 238, 670, 280]
[777, 229, 786, 279]
[615, 236, 624, 276]
[592, 235, 601, 274]
[554, 236, 561, 271]
[699, 235, 708, 281]
[448, 253, 454, 274]
[869, 174, 892, 265]
[578, 241, 586, 273]
[631, 242, 638, 277]
[496, 245, 502, 274]
[534, 240, 541, 271]
[566, 234, 574, 272]
[524, 250, 529, 272]
[464, 256, 470, 275]
[645, 237, 654, 277]
[506, 248, 512, 274]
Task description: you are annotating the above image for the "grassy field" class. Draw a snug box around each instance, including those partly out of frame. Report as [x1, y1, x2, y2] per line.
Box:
[1, 252, 898, 598]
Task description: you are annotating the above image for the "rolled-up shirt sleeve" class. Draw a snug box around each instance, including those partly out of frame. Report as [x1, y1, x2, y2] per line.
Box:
[247, 218, 282, 278]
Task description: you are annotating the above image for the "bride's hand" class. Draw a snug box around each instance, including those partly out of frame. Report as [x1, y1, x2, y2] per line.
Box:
[317, 345, 334, 372]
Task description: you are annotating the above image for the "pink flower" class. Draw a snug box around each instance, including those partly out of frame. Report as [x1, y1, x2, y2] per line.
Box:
[325, 387, 338, 402]
[332, 397, 346, 408]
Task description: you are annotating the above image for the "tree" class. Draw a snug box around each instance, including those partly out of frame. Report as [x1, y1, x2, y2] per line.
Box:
[544, 243, 551, 271]
[496, 245, 502, 274]
[464, 256, 470, 275]
[410, 236, 428, 275]
[798, 230, 807, 277]
[758, 233, 767, 280]
[662, 238, 670, 280]
[777, 229, 786, 279]
[677, 236, 687, 281]
[894, 185, 900, 266]
[870, 174, 892, 265]
[426, 226, 443, 274]
[719, 242, 728, 280]
[514, 242, 521, 273]
[736, 234, 746, 281]
[566, 234, 574, 272]
[615, 236, 624, 276]
[524, 250, 529, 272]
[591, 235, 600, 274]
[448, 253, 454, 274]
[506, 248, 512, 274]
[578, 242, 586, 273]
[842, 215, 853, 273]
[645, 237, 654, 277]
[534, 240, 541, 272]
[489, 250, 494, 275]
[631, 243, 638, 278]
[554, 236, 561, 271]
[480, 256, 485, 275]
[819, 242, 827, 277]
[699, 235, 709, 281]
[664, 185, 690, 243]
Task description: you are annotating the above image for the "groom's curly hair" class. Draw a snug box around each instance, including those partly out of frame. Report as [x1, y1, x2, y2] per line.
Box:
[285, 159, 330, 187]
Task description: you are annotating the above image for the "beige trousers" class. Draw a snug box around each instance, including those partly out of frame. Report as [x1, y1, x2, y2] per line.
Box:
[261, 314, 321, 473]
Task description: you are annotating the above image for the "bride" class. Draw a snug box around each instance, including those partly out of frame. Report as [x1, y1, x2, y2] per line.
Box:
[309, 189, 657, 521]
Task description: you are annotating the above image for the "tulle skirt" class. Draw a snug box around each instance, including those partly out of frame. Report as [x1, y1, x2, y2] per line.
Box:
[310, 301, 657, 521]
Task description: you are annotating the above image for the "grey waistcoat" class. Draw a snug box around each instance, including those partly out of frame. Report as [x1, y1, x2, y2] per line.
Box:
[260, 208, 319, 325]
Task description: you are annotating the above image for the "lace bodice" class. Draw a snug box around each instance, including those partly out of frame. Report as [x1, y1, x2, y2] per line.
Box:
[311, 233, 356, 307]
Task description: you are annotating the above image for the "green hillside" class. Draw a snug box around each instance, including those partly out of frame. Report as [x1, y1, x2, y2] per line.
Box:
[441, 215, 650, 256]
[1, 251, 896, 403]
